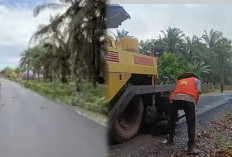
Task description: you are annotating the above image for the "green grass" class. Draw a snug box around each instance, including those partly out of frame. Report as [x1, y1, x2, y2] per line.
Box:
[76, 81, 107, 114]
[16, 79, 107, 115]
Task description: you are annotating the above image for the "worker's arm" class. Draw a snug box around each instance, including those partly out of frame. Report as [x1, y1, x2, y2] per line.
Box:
[194, 78, 201, 104]
[195, 78, 201, 94]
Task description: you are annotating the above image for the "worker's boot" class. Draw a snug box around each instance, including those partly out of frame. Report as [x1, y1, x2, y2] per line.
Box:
[187, 145, 202, 155]
[167, 134, 174, 144]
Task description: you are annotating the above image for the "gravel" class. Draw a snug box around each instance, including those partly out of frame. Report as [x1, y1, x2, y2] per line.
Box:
[109, 92, 232, 157]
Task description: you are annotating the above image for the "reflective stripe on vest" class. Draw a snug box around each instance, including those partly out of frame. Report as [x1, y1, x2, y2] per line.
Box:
[169, 77, 198, 102]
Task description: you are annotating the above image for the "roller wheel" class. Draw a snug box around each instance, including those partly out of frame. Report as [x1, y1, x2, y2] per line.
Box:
[112, 96, 144, 143]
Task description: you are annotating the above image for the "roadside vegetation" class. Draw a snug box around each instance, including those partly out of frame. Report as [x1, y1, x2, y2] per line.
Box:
[0, 0, 107, 116]
[22, 80, 106, 114]
[115, 28, 232, 86]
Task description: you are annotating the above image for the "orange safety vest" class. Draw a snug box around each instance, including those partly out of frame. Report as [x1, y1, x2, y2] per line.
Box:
[169, 77, 198, 102]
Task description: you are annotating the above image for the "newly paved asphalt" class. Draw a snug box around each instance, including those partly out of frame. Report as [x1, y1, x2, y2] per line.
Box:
[0, 78, 107, 157]
[178, 91, 232, 118]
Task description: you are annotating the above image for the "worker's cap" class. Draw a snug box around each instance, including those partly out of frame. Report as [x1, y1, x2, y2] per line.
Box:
[177, 72, 199, 80]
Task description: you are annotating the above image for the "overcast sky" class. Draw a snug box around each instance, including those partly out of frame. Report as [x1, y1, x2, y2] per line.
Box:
[1, 2, 232, 70]
[0, 0, 54, 70]
[108, 4, 232, 42]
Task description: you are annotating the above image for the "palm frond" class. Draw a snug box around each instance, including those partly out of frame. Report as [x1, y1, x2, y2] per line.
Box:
[34, 3, 67, 17]
[29, 24, 51, 44]
[59, 0, 74, 5]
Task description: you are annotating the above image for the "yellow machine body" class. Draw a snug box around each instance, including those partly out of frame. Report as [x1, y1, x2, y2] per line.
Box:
[106, 36, 158, 102]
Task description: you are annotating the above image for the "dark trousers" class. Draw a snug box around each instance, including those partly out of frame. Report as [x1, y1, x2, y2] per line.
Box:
[167, 100, 196, 147]
[221, 87, 224, 93]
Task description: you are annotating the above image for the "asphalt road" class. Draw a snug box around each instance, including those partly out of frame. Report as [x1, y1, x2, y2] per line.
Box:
[0, 78, 107, 157]
[178, 91, 232, 119]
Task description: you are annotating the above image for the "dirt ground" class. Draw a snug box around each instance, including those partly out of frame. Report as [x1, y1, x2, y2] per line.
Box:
[170, 105, 232, 157]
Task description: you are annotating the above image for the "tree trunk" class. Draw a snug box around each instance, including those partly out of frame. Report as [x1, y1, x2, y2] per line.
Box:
[52, 44, 56, 82]
[27, 70, 29, 80]
[26, 62, 29, 80]
[43, 73, 46, 82]
[68, 73, 71, 82]
[61, 57, 68, 84]
[49, 74, 52, 82]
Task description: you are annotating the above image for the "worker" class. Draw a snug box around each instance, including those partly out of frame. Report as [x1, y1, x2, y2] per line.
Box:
[166, 72, 201, 155]
[162, 75, 171, 85]
[220, 80, 225, 93]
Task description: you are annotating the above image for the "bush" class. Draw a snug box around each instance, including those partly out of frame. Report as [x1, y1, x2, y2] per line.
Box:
[77, 81, 107, 114]
[158, 52, 193, 83]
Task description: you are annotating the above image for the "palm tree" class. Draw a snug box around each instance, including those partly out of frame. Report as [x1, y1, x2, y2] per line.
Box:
[30, 15, 71, 83]
[185, 35, 210, 64]
[202, 29, 223, 48]
[39, 43, 54, 82]
[113, 29, 130, 42]
[202, 29, 232, 83]
[214, 37, 232, 81]
[161, 27, 186, 54]
[20, 50, 30, 70]
[20, 49, 33, 80]
[28, 46, 42, 80]
[192, 61, 211, 77]
[139, 39, 158, 55]
[33, 0, 106, 87]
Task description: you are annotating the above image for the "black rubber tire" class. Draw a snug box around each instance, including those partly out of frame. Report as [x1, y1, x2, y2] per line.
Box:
[111, 96, 144, 143]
